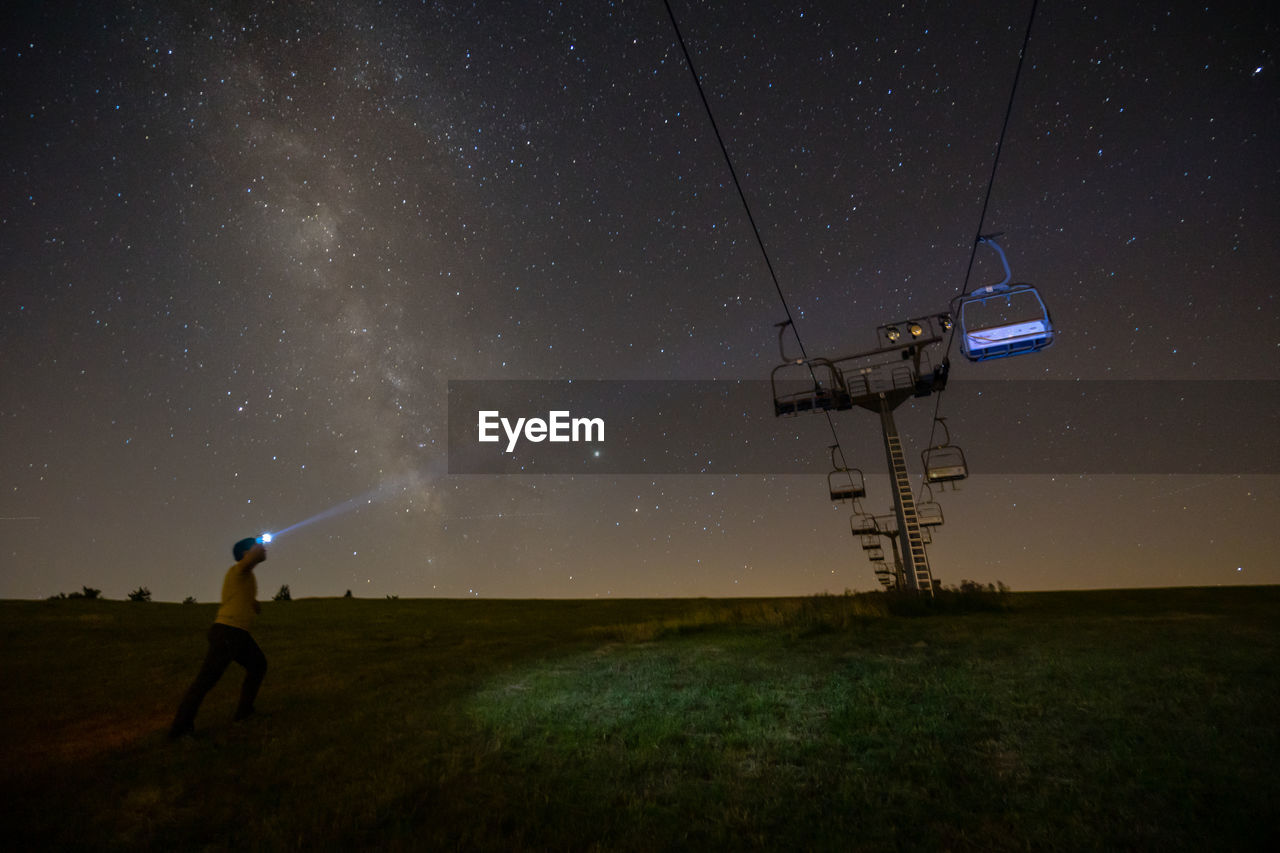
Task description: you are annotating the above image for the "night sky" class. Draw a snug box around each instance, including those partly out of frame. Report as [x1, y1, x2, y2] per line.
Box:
[2, 0, 1276, 602]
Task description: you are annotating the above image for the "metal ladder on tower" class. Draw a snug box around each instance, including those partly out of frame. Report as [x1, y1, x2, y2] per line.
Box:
[879, 396, 935, 594]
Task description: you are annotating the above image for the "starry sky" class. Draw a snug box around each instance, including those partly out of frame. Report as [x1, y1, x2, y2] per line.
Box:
[2, 0, 1276, 602]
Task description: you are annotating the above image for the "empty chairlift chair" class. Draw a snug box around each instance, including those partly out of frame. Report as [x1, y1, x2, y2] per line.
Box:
[916, 500, 944, 528]
[771, 359, 852, 416]
[922, 417, 968, 488]
[827, 446, 866, 503]
[956, 236, 1054, 362]
[915, 484, 945, 528]
[923, 446, 967, 485]
[850, 514, 880, 537]
[959, 284, 1054, 361]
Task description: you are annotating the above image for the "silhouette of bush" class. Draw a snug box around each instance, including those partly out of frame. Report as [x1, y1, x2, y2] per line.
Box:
[949, 579, 1011, 611]
[183, 596, 197, 605]
[128, 587, 152, 602]
[883, 580, 1011, 616]
[344, 589, 353, 599]
[54, 585, 103, 600]
[274, 584, 292, 602]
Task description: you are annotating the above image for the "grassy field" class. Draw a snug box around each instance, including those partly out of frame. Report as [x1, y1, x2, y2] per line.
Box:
[2, 587, 1277, 851]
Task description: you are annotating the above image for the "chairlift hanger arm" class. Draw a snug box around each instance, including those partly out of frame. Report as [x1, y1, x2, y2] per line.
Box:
[934, 416, 953, 446]
[964, 234, 1012, 296]
[775, 319, 803, 363]
[830, 443, 848, 471]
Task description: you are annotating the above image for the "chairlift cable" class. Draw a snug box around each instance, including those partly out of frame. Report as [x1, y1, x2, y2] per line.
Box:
[950, 0, 1041, 338]
[662, 0, 853, 466]
[921, 0, 1041, 485]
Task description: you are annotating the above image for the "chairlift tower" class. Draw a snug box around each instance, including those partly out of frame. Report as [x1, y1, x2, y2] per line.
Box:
[773, 315, 953, 594]
[770, 238, 1054, 593]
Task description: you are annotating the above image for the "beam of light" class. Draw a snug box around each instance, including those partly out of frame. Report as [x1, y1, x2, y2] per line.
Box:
[269, 487, 388, 540]
[262, 469, 436, 542]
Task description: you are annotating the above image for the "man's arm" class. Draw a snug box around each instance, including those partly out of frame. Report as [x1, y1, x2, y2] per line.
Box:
[236, 542, 267, 573]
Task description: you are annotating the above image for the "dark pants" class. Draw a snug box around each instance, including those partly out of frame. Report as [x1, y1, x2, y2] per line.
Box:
[170, 623, 267, 736]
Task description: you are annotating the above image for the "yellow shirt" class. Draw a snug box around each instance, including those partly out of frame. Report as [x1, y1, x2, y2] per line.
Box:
[214, 559, 258, 631]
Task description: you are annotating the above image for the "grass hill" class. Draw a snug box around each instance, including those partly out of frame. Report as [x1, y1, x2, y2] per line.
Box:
[3, 587, 1277, 850]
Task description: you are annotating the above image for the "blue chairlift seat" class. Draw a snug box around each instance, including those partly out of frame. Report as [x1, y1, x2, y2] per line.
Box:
[958, 283, 1054, 362]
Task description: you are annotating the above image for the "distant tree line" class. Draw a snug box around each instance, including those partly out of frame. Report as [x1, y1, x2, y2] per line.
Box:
[47, 586, 197, 603]
[47, 585, 402, 602]
[46, 585, 161, 601]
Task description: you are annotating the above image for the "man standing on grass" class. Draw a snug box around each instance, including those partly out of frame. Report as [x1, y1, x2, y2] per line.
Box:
[169, 537, 269, 739]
